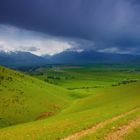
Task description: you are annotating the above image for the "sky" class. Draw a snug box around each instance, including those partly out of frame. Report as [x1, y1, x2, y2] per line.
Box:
[0, 0, 140, 55]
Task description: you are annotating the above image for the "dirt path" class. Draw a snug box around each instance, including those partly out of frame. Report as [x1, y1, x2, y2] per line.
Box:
[103, 116, 140, 140]
[62, 108, 139, 140]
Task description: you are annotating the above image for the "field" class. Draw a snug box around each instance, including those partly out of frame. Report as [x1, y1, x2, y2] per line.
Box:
[0, 64, 140, 140]
[27, 64, 140, 89]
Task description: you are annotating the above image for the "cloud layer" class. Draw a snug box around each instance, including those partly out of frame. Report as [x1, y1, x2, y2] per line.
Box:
[0, 25, 77, 55]
[0, 0, 140, 54]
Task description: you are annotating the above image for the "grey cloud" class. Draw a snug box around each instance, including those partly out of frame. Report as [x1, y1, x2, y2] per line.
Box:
[20, 46, 40, 52]
[0, 0, 140, 54]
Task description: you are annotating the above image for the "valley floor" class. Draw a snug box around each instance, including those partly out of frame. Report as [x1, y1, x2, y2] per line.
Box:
[0, 64, 140, 140]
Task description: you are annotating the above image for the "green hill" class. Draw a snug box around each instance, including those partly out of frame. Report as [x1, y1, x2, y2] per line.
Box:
[0, 82, 140, 140]
[0, 65, 140, 140]
[0, 66, 73, 128]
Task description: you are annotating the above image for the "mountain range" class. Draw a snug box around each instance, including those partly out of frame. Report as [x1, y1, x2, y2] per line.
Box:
[44, 50, 140, 64]
[0, 50, 140, 68]
[0, 51, 47, 69]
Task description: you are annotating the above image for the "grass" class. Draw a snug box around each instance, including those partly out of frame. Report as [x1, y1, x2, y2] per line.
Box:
[0, 64, 140, 139]
[0, 82, 140, 139]
[0, 66, 75, 128]
[123, 125, 140, 140]
[27, 64, 140, 89]
[80, 107, 140, 140]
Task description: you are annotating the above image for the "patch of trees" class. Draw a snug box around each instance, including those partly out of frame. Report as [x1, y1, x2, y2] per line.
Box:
[0, 76, 13, 85]
[0, 75, 4, 81]
[67, 86, 103, 90]
[6, 76, 13, 81]
[47, 76, 61, 80]
[46, 75, 75, 80]
[14, 72, 25, 78]
[112, 79, 140, 87]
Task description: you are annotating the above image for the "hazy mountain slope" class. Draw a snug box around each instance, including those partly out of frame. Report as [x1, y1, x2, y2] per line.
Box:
[44, 51, 140, 64]
[0, 51, 48, 69]
[0, 66, 73, 128]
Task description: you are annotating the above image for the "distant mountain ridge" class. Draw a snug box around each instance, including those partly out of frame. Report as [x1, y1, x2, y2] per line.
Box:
[0, 51, 48, 69]
[0, 50, 140, 69]
[43, 50, 140, 64]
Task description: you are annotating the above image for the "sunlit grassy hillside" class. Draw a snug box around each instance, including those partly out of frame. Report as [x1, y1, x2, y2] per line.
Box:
[124, 125, 140, 140]
[0, 66, 74, 128]
[0, 65, 140, 140]
[0, 82, 140, 140]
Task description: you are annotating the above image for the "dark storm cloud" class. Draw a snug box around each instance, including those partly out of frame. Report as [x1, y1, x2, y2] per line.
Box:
[0, 0, 140, 54]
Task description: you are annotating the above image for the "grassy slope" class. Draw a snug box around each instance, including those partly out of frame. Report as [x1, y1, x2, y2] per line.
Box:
[0, 66, 74, 128]
[0, 82, 140, 140]
[124, 125, 140, 140]
[81, 109, 140, 140]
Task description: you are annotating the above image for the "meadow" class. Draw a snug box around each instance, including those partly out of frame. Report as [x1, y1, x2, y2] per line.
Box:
[27, 64, 140, 89]
[0, 64, 140, 140]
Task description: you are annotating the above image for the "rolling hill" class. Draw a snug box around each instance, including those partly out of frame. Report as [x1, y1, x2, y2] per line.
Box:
[0, 66, 74, 128]
[0, 81, 140, 140]
[0, 65, 140, 140]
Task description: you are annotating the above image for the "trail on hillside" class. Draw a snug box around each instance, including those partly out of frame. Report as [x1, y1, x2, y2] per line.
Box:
[62, 108, 139, 140]
[103, 116, 140, 140]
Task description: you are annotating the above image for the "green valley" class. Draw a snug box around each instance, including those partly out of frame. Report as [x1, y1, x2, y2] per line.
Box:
[0, 64, 140, 140]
